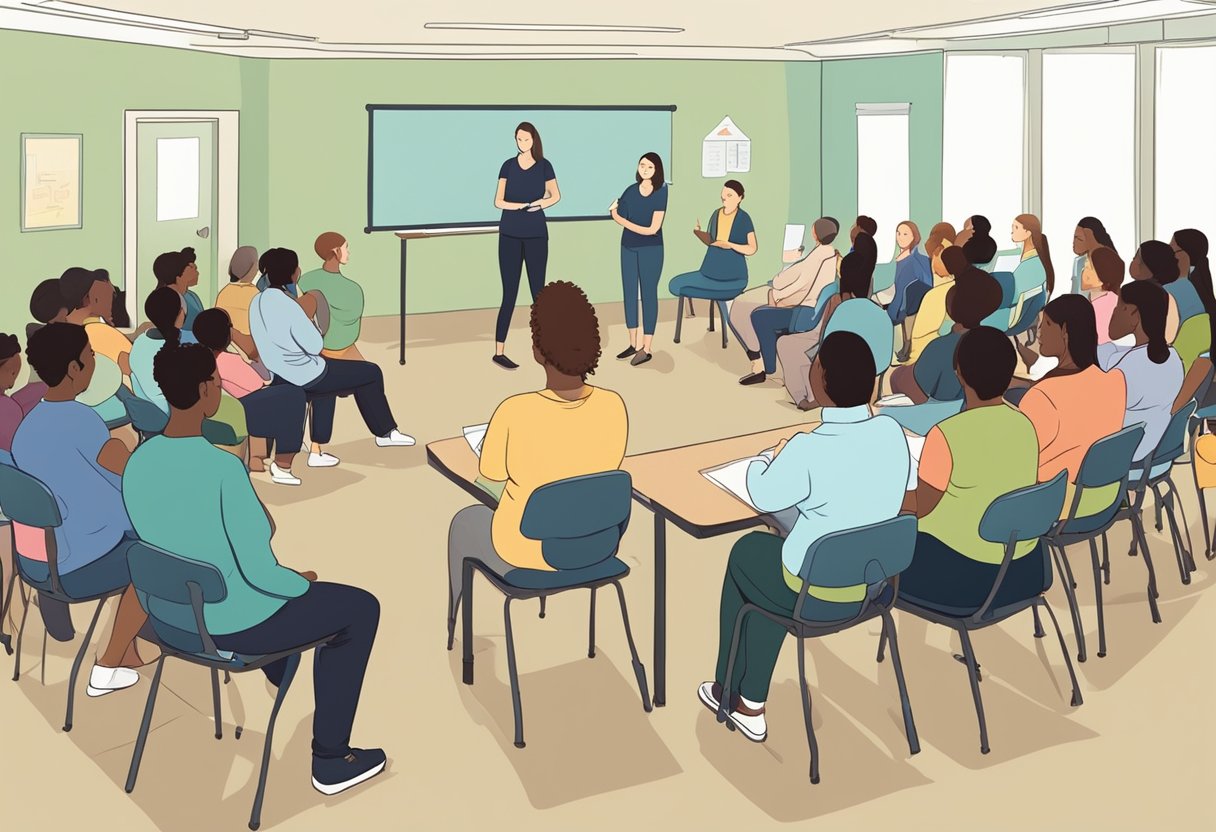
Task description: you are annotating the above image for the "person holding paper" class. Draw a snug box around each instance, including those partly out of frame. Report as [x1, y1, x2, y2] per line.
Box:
[667, 180, 757, 319]
[610, 153, 668, 366]
[492, 122, 561, 371]
[696, 330, 909, 742]
[728, 217, 840, 379]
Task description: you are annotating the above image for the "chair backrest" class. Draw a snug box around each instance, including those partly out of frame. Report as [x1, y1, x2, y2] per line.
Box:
[991, 271, 1016, 308]
[1174, 313, 1211, 374]
[1006, 287, 1047, 337]
[0, 463, 62, 530]
[519, 470, 632, 571]
[1060, 423, 1145, 531]
[126, 541, 229, 657]
[795, 515, 918, 621]
[789, 281, 838, 333]
[979, 470, 1067, 546]
[823, 298, 895, 375]
[123, 394, 169, 437]
[1150, 399, 1197, 471]
[870, 261, 897, 295]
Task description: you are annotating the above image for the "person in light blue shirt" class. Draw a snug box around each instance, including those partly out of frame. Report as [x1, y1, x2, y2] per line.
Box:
[153, 247, 206, 331]
[697, 330, 910, 742]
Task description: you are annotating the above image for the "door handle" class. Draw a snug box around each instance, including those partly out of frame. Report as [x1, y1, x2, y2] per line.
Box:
[196, 226, 210, 239]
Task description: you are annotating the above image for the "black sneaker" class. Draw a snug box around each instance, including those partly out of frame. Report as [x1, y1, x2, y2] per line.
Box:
[616, 346, 637, 360]
[312, 748, 387, 796]
[492, 355, 519, 370]
[739, 372, 767, 386]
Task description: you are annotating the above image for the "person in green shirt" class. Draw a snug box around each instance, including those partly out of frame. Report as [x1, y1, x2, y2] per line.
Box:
[122, 342, 387, 796]
[297, 231, 366, 361]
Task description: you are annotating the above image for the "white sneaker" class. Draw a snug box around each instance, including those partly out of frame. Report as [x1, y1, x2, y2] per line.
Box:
[308, 452, 340, 468]
[87, 664, 139, 698]
[697, 681, 767, 742]
[375, 430, 416, 447]
[269, 462, 301, 486]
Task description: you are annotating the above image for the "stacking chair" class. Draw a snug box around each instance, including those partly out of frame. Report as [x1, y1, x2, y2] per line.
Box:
[870, 260, 898, 299]
[1042, 425, 1147, 662]
[981, 271, 1017, 330]
[1006, 286, 1047, 343]
[0, 463, 126, 732]
[718, 515, 920, 784]
[893, 472, 1082, 754]
[674, 294, 733, 349]
[122, 392, 168, 443]
[123, 541, 334, 832]
[450, 471, 651, 748]
[1129, 402, 1198, 587]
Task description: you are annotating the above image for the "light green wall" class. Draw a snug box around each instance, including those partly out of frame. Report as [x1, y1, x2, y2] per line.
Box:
[785, 62, 823, 226]
[820, 53, 945, 248]
[262, 60, 797, 315]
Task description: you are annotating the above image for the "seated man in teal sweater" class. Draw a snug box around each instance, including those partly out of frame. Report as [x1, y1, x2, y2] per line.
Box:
[121, 342, 386, 797]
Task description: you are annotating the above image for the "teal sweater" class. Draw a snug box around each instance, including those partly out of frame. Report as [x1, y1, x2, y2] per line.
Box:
[122, 435, 309, 635]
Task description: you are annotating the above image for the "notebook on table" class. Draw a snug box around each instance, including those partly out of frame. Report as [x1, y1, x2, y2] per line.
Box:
[700, 450, 775, 511]
[463, 423, 488, 458]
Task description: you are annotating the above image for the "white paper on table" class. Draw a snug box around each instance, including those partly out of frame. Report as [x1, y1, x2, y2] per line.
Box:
[462, 423, 488, 458]
[905, 434, 925, 492]
[701, 450, 774, 511]
[876, 393, 915, 408]
[993, 253, 1022, 274]
[783, 224, 805, 252]
[1026, 355, 1059, 381]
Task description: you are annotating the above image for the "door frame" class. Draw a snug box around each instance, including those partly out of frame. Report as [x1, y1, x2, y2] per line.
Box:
[123, 109, 239, 327]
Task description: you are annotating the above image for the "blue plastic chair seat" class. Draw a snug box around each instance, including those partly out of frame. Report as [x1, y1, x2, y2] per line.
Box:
[500, 557, 628, 590]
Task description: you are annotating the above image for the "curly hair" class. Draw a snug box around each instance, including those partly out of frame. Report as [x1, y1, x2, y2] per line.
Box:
[530, 281, 602, 379]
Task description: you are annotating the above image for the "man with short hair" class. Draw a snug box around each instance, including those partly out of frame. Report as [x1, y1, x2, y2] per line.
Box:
[153, 247, 205, 331]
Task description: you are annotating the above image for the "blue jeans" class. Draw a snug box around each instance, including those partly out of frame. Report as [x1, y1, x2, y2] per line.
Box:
[621, 245, 664, 334]
[752, 307, 797, 374]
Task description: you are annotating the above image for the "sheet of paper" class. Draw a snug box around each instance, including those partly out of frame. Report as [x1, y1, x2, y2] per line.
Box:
[729, 139, 752, 173]
[993, 253, 1022, 274]
[783, 224, 805, 251]
[462, 423, 488, 458]
[877, 393, 915, 408]
[701, 453, 772, 512]
[905, 434, 925, 492]
[1027, 355, 1059, 381]
[701, 140, 726, 178]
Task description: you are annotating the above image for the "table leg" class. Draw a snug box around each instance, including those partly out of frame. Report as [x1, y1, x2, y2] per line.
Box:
[653, 512, 667, 707]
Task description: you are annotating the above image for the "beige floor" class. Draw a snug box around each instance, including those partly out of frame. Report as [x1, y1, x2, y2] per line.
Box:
[4, 303, 1214, 831]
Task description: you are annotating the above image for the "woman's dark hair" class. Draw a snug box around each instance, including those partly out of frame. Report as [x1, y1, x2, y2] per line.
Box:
[1120, 280, 1171, 364]
[260, 248, 300, 289]
[152, 247, 197, 287]
[530, 281, 602, 379]
[816, 330, 876, 407]
[154, 343, 217, 411]
[1174, 228, 1215, 360]
[192, 308, 234, 352]
[855, 216, 877, 238]
[839, 251, 873, 297]
[962, 232, 998, 266]
[942, 245, 970, 277]
[635, 152, 665, 189]
[1042, 294, 1099, 370]
[850, 231, 878, 272]
[515, 122, 544, 162]
[968, 215, 992, 237]
[1138, 240, 1180, 285]
[145, 286, 184, 346]
[29, 278, 67, 324]
[723, 179, 745, 198]
[0, 333, 20, 363]
[25, 322, 89, 387]
[1078, 216, 1116, 252]
[947, 269, 1003, 329]
[1090, 246, 1124, 293]
[1016, 214, 1055, 294]
[955, 326, 1017, 400]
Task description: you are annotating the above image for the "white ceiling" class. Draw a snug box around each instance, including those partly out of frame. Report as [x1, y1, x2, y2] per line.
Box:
[3, 0, 1216, 58]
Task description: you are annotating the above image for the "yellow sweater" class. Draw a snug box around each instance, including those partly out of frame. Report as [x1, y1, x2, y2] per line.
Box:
[908, 277, 954, 361]
[480, 386, 628, 570]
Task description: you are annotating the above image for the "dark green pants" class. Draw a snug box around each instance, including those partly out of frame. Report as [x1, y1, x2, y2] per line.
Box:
[715, 532, 799, 702]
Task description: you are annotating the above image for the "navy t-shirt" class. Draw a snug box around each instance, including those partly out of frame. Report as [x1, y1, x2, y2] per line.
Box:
[618, 183, 668, 249]
[499, 157, 556, 239]
[914, 330, 964, 402]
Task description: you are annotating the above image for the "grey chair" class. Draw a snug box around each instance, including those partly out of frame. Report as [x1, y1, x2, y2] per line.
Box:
[718, 515, 920, 784]
[892, 471, 1082, 754]
[123, 541, 334, 832]
[450, 470, 651, 748]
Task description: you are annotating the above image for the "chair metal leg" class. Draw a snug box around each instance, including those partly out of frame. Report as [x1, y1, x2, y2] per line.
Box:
[587, 587, 597, 659]
[0, 562, 14, 655]
[461, 561, 475, 684]
[708, 300, 716, 332]
[610, 582, 652, 712]
[446, 568, 457, 651]
[1087, 540, 1107, 658]
[1152, 486, 1164, 533]
[1032, 605, 1045, 638]
[881, 611, 920, 756]
[717, 302, 730, 348]
[796, 638, 821, 784]
[12, 591, 30, 681]
[40, 628, 48, 686]
[876, 618, 888, 663]
[1050, 544, 1087, 662]
[673, 297, 685, 344]
[65, 600, 107, 732]
[250, 653, 300, 831]
[125, 656, 166, 793]
[538, 596, 546, 619]
[957, 627, 989, 754]
[1169, 483, 1198, 573]
[1131, 514, 1162, 623]
[1041, 600, 1083, 707]
[211, 668, 223, 739]
[503, 599, 525, 749]
[1101, 533, 1111, 585]
[718, 605, 751, 728]
[1157, 485, 1191, 585]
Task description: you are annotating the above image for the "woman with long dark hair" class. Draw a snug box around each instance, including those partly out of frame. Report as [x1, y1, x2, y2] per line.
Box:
[611, 152, 668, 366]
[492, 122, 561, 370]
[1071, 216, 1117, 295]
[1170, 229, 1216, 412]
[1011, 213, 1056, 297]
[1129, 240, 1196, 343]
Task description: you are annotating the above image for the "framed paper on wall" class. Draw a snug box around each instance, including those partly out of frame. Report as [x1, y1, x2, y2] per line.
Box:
[21, 133, 83, 232]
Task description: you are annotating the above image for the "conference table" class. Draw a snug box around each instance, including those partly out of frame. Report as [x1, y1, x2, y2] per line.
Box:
[426, 422, 807, 707]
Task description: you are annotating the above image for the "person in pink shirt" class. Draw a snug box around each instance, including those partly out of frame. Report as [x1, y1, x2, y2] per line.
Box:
[0, 333, 48, 454]
[1084, 246, 1124, 346]
[192, 309, 306, 486]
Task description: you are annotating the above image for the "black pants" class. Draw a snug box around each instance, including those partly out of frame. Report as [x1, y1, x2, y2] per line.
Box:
[276, 359, 397, 444]
[899, 532, 1051, 612]
[213, 582, 380, 759]
[497, 234, 548, 342]
[240, 384, 307, 455]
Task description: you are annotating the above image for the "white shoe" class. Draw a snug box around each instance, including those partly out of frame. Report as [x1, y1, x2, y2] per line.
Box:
[697, 681, 767, 742]
[269, 462, 301, 486]
[375, 430, 416, 447]
[87, 664, 139, 698]
[308, 452, 340, 468]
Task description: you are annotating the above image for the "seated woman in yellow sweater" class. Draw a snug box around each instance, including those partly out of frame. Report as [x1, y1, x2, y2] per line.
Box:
[446, 281, 629, 626]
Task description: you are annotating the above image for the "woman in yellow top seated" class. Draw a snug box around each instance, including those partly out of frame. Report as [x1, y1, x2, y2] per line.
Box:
[901, 222, 956, 362]
[216, 246, 261, 360]
[447, 281, 629, 624]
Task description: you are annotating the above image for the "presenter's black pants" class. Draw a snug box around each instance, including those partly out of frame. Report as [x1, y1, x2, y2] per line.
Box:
[497, 234, 548, 343]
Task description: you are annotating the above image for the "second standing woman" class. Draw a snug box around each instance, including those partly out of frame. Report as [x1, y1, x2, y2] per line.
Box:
[611, 152, 668, 366]
[493, 122, 561, 370]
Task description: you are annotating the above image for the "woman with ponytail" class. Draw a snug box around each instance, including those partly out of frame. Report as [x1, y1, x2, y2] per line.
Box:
[1130, 240, 1196, 343]
[1170, 229, 1216, 412]
[1011, 213, 1055, 299]
[1071, 216, 1117, 295]
[1104, 280, 1184, 462]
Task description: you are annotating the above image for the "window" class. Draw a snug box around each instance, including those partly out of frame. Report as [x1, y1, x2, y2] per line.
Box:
[941, 54, 1025, 240]
[1155, 46, 1216, 241]
[856, 103, 910, 262]
[1042, 51, 1136, 294]
[156, 136, 200, 222]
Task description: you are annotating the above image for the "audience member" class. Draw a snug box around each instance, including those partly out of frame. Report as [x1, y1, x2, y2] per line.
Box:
[1, 333, 46, 451]
[153, 247, 205, 331]
[298, 232, 367, 361]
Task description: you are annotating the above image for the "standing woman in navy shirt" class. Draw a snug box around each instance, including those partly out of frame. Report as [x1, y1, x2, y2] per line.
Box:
[492, 122, 561, 369]
[610, 152, 668, 366]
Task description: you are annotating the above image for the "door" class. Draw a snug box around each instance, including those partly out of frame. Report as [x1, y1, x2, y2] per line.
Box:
[136, 121, 218, 323]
